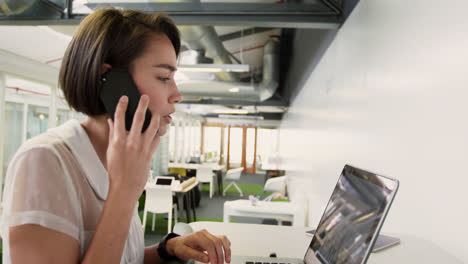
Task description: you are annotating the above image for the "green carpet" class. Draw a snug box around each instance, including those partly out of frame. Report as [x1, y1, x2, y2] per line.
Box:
[201, 183, 272, 196]
[139, 213, 223, 235]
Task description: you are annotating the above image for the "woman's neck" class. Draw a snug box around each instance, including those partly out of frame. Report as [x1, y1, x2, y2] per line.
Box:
[81, 115, 110, 169]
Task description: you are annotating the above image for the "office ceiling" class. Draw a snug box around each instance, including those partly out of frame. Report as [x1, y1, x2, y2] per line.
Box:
[0, 0, 357, 123]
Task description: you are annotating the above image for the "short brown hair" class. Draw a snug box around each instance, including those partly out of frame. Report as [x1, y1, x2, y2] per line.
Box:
[59, 8, 180, 116]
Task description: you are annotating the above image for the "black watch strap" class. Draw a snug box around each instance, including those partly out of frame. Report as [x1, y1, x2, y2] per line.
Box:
[157, 232, 181, 261]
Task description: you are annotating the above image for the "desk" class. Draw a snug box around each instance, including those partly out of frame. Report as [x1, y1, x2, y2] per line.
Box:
[169, 163, 226, 195]
[145, 179, 199, 223]
[169, 162, 201, 170]
[189, 222, 464, 264]
[224, 200, 306, 227]
[169, 162, 225, 171]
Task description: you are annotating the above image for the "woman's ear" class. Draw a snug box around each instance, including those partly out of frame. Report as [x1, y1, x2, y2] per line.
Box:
[101, 63, 112, 74]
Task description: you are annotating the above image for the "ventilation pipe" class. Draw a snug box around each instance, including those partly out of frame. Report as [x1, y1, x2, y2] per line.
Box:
[179, 26, 239, 82]
[177, 38, 280, 102]
[173, 0, 237, 82]
[0, 0, 37, 15]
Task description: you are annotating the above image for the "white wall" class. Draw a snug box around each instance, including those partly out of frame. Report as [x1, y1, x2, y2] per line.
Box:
[279, 0, 468, 261]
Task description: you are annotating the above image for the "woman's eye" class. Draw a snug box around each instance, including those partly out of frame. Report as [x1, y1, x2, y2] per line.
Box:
[158, 77, 171, 82]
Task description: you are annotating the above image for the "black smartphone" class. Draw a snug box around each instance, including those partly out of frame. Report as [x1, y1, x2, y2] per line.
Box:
[100, 68, 152, 132]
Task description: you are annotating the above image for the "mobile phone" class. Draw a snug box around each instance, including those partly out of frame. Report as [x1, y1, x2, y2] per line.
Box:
[100, 68, 152, 132]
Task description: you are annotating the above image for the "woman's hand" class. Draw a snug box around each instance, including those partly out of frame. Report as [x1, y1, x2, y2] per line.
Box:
[166, 230, 231, 264]
[106, 95, 161, 201]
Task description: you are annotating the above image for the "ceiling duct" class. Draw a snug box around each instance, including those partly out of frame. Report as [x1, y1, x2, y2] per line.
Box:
[0, 0, 37, 15]
[179, 26, 238, 82]
[177, 38, 279, 102]
[0, 0, 67, 19]
[170, 0, 237, 82]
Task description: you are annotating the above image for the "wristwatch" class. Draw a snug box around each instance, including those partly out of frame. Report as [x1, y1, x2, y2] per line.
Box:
[157, 232, 181, 261]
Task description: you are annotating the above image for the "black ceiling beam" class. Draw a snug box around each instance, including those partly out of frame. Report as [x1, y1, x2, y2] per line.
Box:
[84, 2, 336, 14]
[203, 112, 283, 121]
[180, 97, 289, 107]
[1, 2, 342, 28]
[84, 2, 340, 28]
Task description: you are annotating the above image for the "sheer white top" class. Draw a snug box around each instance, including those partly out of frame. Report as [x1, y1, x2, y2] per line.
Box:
[0, 119, 145, 264]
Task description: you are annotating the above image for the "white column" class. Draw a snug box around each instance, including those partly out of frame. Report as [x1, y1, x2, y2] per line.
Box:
[48, 84, 57, 128]
[187, 119, 191, 158]
[180, 119, 186, 163]
[159, 134, 169, 175]
[0, 72, 6, 209]
[22, 103, 27, 142]
[174, 120, 180, 162]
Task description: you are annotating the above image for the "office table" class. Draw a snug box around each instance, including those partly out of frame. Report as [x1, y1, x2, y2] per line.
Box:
[189, 221, 463, 264]
[223, 200, 306, 227]
[168, 163, 226, 195]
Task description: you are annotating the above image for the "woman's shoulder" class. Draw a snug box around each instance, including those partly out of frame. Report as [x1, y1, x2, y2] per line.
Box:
[16, 132, 63, 156]
[10, 130, 69, 171]
[15, 120, 82, 157]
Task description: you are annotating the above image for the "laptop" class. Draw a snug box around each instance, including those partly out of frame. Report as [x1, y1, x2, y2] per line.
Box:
[155, 176, 173, 186]
[227, 164, 399, 264]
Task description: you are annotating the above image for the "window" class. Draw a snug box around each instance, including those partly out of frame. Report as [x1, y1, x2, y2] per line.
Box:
[2, 102, 24, 176]
[257, 128, 279, 170]
[26, 105, 48, 139]
[203, 126, 221, 163]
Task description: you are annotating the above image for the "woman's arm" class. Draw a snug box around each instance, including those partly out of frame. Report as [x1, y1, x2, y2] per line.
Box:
[9, 224, 80, 264]
[81, 189, 138, 263]
[10, 95, 161, 264]
[9, 190, 137, 264]
[9, 192, 135, 264]
[143, 230, 231, 264]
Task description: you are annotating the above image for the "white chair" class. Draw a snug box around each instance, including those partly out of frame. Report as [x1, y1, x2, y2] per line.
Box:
[142, 176, 178, 234]
[196, 164, 216, 199]
[263, 176, 287, 201]
[223, 167, 244, 197]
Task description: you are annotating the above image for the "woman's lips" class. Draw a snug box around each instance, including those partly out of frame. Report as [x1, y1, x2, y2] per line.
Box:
[164, 115, 172, 124]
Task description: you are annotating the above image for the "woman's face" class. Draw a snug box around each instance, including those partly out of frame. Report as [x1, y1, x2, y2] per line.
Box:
[129, 32, 182, 137]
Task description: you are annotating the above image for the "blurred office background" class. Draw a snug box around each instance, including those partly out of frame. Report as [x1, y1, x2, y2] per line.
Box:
[1, 0, 468, 262]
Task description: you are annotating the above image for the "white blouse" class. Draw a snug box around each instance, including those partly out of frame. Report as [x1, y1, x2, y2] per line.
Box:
[0, 119, 145, 264]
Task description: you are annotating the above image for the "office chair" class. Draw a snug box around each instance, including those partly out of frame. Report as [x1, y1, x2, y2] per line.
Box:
[142, 177, 178, 234]
[223, 167, 244, 197]
[196, 164, 216, 199]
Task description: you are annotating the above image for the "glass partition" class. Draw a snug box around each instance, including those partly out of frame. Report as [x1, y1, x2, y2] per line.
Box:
[2, 102, 24, 176]
[56, 109, 70, 126]
[26, 105, 48, 139]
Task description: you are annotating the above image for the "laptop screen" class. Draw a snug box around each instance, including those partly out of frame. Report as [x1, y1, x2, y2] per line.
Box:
[156, 178, 173, 186]
[304, 165, 398, 264]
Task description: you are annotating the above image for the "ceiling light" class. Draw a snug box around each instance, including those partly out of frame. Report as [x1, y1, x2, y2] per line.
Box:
[178, 64, 250, 73]
[229, 87, 240, 93]
[214, 109, 248, 114]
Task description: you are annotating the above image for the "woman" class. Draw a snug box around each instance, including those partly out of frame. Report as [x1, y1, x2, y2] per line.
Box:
[0, 8, 231, 264]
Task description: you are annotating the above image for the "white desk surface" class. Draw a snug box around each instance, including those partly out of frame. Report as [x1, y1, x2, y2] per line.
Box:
[168, 162, 225, 171]
[189, 221, 463, 264]
[224, 200, 305, 227]
[145, 179, 199, 193]
[225, 200, 300, 214]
